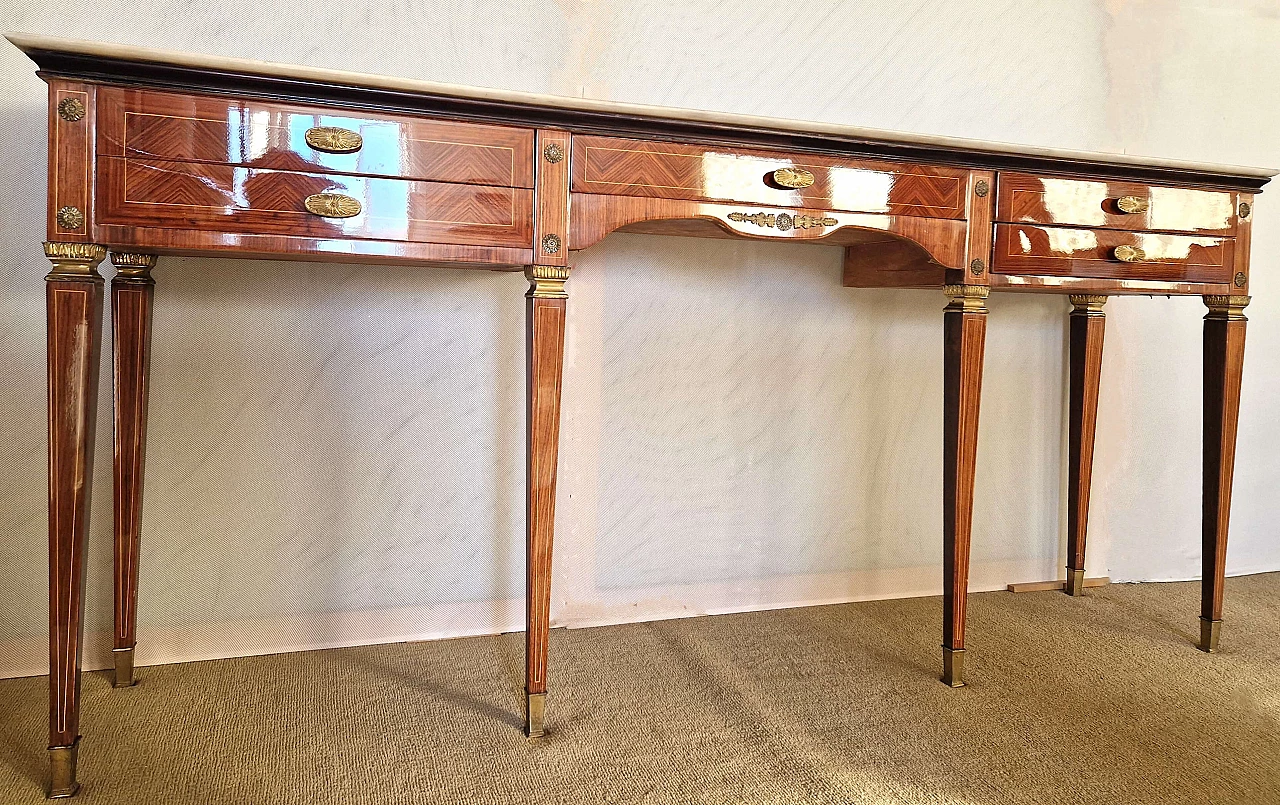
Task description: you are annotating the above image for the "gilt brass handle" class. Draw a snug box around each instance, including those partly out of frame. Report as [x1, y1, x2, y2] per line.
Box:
[1113, 244, 1146, 263]
[305, 126, 363, 154]
[304, 193, 362, 218]
[769, 167, 815, 189]
[1115, 195, 1149, 214]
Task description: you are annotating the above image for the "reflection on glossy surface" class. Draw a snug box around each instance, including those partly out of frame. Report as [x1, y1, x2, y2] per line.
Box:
[1148, 187, 1233, 232]
[1040, 178, 1108, 226]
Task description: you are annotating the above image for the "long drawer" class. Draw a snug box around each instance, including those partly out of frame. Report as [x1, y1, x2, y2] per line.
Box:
[992, 224, 1234, 283]
[996, 172, 1238, 236]
[96, 156, 533, 249]
[97, 87, 536, 188]
[572, 135, 969, 219]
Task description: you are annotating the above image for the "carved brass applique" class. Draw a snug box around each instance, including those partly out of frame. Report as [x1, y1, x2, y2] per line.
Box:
[770, 167, 815, 189]
[1112, 244, 1146, 262]
[1239, 201, 1251, 219]
[974, 180, 989, 198]
[56, 206, 84, 230]
[969, 258, 985, 275]
[1115, 196, 1149, 214]
[543, 143, 565, 163]
[57, 97, 85, 122]
[728, 211, 837, 232]
[303, 193, 362, 218]
[1234, 271, 1248, 288]
[541, 234, 562, 254]
[305, 127, 363, 154]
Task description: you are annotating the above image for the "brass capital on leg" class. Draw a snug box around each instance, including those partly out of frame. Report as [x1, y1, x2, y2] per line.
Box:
[47, 738, 80, 799]
[43, 242, 106, 281]
[525, 691, 546, 738]
[525, 265, 570, 299]
[112, 647, 136, 688]
[943, 284, 989, 313]
[109, 252, 158, 281]
[941, 647, 966, 688]
[1199, 617, 1222, 653]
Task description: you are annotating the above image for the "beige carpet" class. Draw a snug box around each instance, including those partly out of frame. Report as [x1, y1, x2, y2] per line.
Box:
[2, 575, 1278, 805]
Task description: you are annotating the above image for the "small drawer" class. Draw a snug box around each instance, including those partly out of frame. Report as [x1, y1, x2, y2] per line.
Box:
[996, 172, 1237, 235]
[97, 157, 533, 249]
[992, 224, 1233, 283]
[97, 88, 535, 188]
[572, 136, 969, 219]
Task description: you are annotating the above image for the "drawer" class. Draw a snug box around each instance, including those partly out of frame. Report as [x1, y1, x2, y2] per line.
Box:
[992, 224, 1233, 283]
[97, 157, 533, 249]
[572, 136, 969, 219]
[997, 172, 1237, 235]
[97, 88, 535, 188]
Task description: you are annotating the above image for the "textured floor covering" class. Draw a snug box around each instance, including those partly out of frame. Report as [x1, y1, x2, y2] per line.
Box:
[2, 575, 1279, 805]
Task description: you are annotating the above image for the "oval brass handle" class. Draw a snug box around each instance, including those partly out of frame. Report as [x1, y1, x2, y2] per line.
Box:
[1115, 195, 1149, 214]
[305, 126, 363, 154]
[1113, 244, 1146, 263]
[769, 167, 815, 189]
[304, 193, 362, 218]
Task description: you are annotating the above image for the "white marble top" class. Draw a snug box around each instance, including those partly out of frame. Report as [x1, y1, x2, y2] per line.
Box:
[8, 32, 1275, 180]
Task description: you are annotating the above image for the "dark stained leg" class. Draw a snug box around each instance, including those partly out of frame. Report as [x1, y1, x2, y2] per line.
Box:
[109, 253, 157, 687]
[524, 265, 569, 736]
[1200, 294, 1248, 652]
[44, 242, 107, 798]
[1065, 295, 1106, 596]
[941, 285, 988, 687]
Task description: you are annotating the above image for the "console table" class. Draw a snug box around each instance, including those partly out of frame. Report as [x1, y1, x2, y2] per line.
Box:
[10, 32, 1273, 799]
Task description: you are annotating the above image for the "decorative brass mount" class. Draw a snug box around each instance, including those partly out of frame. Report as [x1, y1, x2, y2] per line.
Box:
[1112, 244, 1146, 263]
[57, 97, 85, 122]
[769, 167, 815, 189]
[304, 193, 362, 218]
[727, 211, 837, 232]
[305, 126, 363, 153]
[1115, 196, 1149, 214]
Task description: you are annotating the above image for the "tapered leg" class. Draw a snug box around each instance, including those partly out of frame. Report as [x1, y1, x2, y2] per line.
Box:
[525, 265, 569, 736]
[1065, 295, 1106, 596]
[941, 285, 988, 687]
[44, 242, 107, 798]
[1200, 294, 1248, 653]
[110, 253, 157, 687]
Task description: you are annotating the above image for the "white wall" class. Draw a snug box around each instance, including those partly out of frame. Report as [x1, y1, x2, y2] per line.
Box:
[1, 1, 1278, 678]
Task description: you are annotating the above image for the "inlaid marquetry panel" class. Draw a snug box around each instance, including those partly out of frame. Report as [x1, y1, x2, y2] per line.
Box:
[572, 135, 968, 219]
[97, 87, 535, 188]
[993, 223, 1233, 283]
[97, 157, 533, 248]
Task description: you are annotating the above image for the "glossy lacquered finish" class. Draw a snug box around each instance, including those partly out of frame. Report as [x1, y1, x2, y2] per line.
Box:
[993, 224, 1233, 284]
[97, 87, 535, 187]
[96, 157, 534, 249]
[573, 135, 970, 219]
[997, 172, 1238, 235]
[18, 34, 1274, 800]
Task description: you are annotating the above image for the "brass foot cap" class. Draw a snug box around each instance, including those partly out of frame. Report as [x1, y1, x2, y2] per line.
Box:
[47, 739, 79, 799]
[112, 647, 136, 688]
[1199, 617, 1222, 654]
[525, 691, 546, 738]
[941, 647, 966, 688]
[1064, 568, 1086, 597]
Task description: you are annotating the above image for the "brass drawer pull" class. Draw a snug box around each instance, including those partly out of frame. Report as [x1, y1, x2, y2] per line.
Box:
[1115, 195, 1149, 214]
[1113, 244, 1146, 262]
[769, 167, 815, 189]
[304, 193, 362, 218]
[305, 126, 363, 154]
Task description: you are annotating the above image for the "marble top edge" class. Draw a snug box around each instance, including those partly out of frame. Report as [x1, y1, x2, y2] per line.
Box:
[8, 32, 1276, 180]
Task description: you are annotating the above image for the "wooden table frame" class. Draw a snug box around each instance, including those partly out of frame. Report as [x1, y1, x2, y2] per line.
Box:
[11, 33, 1272, 799]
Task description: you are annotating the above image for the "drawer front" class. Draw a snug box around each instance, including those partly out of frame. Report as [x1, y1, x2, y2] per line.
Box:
[97, 88, 535, 188]
[997, 172, 1237, 235]
[572, 136, 968, 219]
[97, 157, 533, 249]
[993, 224, 1233, 283]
